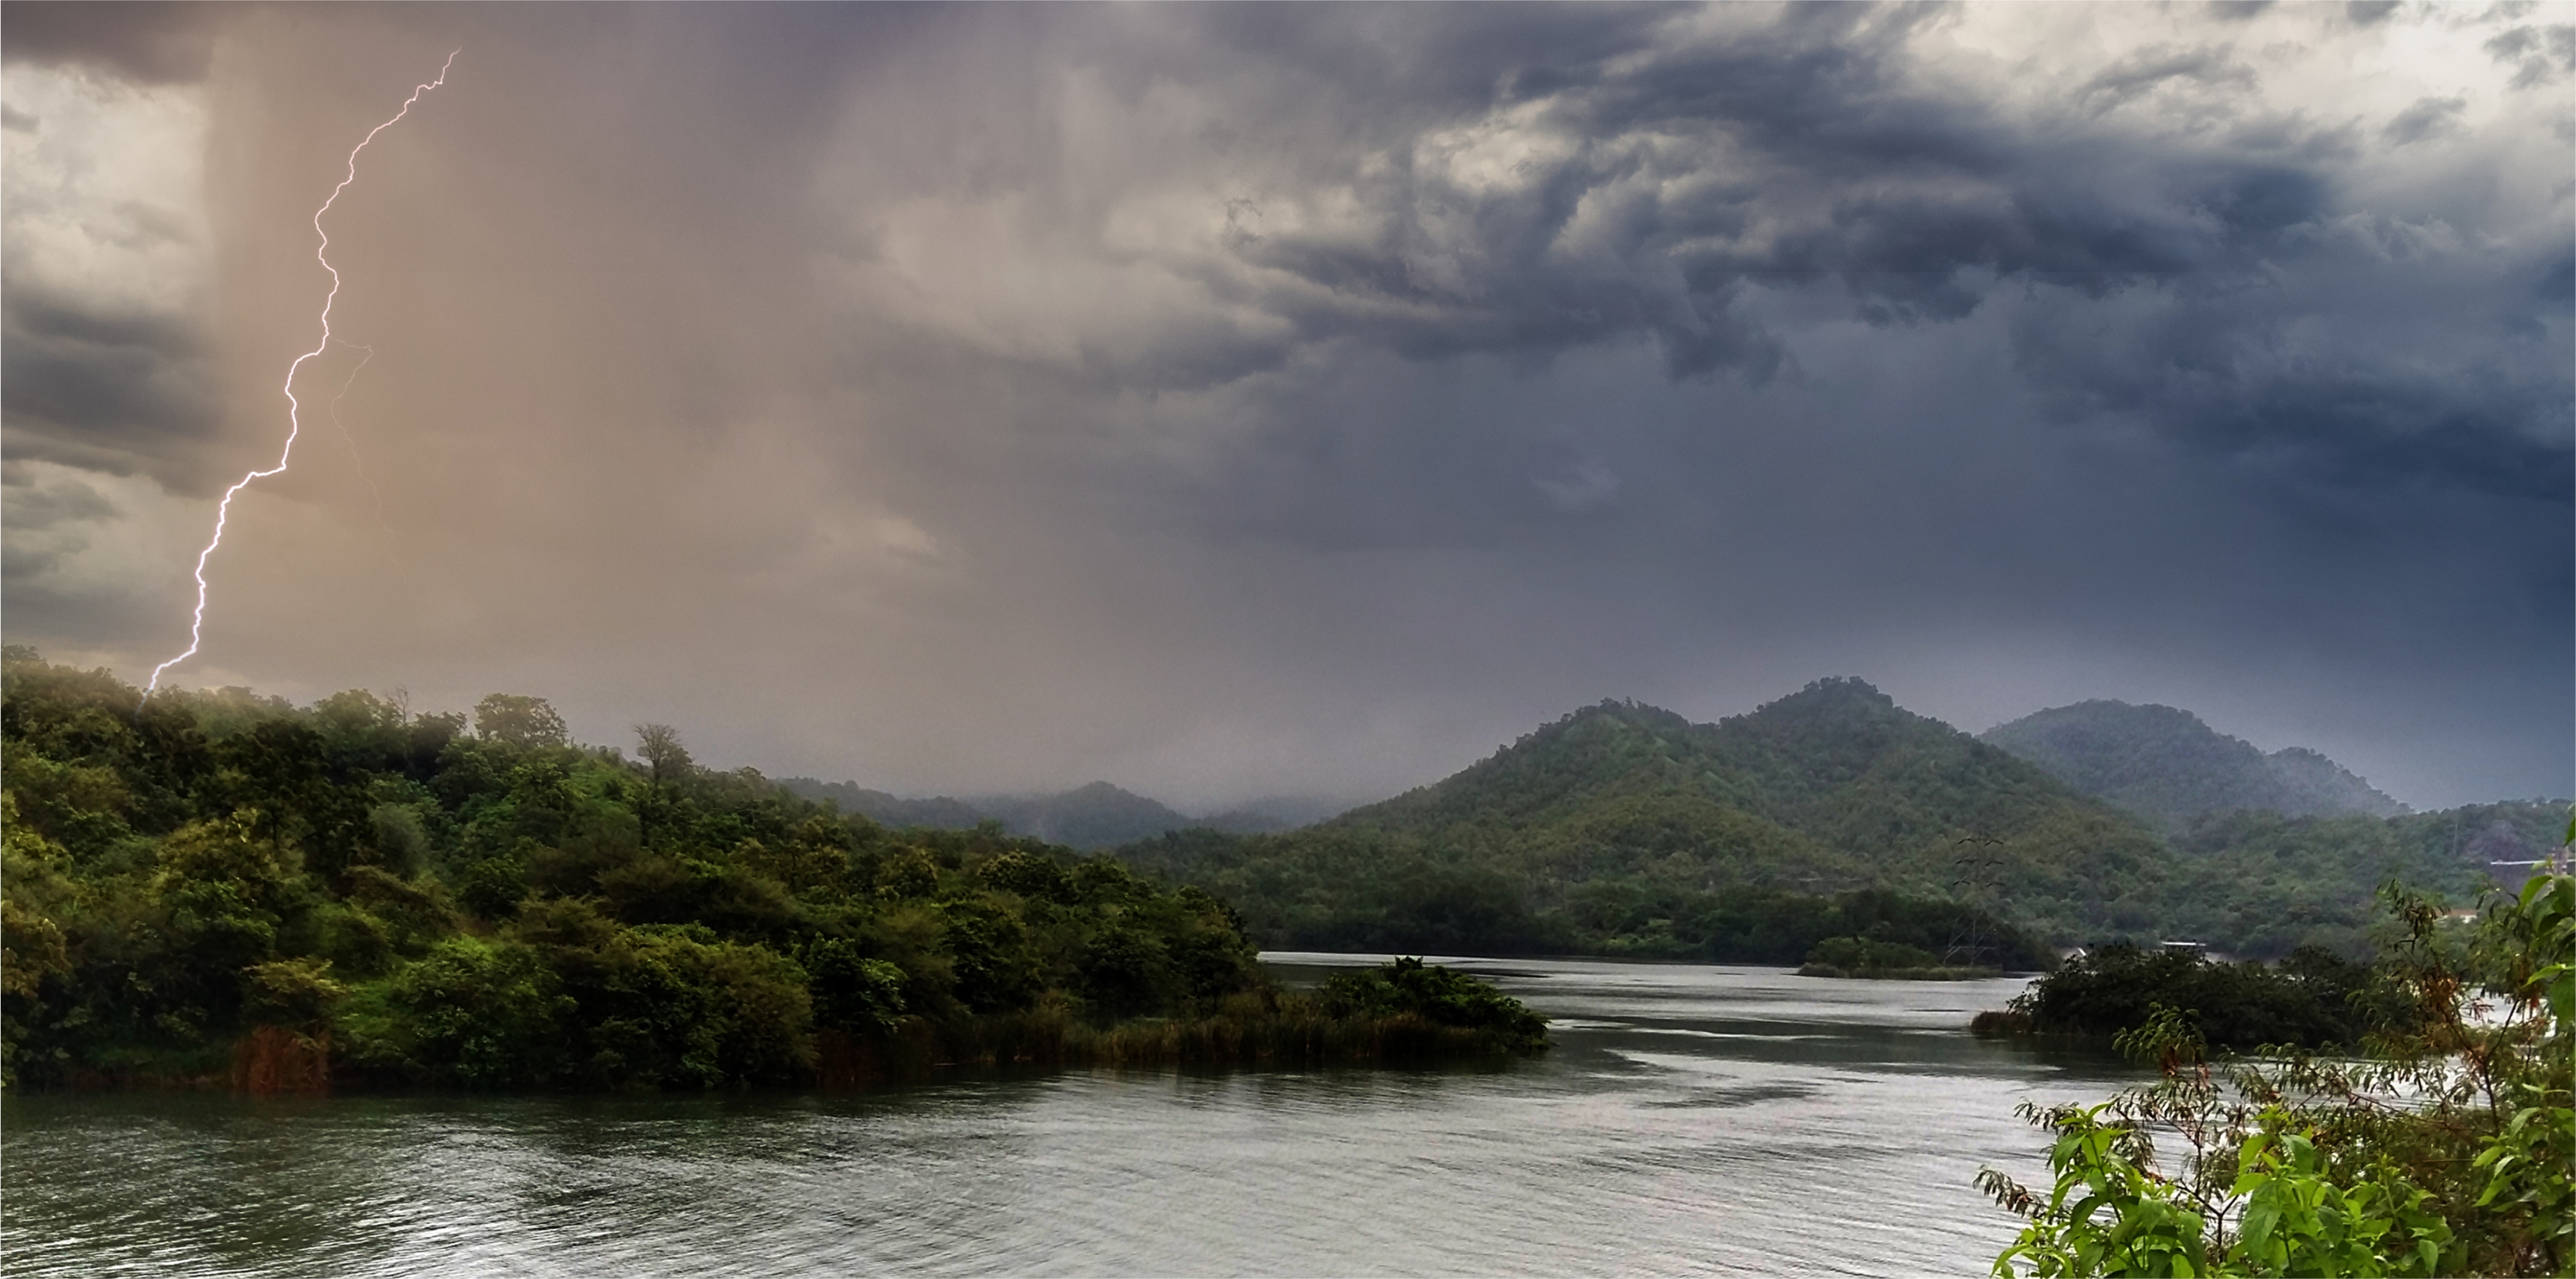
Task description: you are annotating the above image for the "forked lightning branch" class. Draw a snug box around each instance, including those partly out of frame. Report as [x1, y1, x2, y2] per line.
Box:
[144, 52, 459, 698]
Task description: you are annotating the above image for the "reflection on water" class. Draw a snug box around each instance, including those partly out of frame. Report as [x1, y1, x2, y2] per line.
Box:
[3, 957, 2139, 1277]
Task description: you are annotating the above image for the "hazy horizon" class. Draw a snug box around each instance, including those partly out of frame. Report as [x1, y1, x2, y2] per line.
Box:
[6, 3, 2568, 813]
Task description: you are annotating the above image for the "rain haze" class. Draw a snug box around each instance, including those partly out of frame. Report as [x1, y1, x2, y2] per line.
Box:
[3, 1, 2568, 815]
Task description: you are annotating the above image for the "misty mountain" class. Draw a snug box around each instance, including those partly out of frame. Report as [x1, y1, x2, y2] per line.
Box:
[775, 778, 1311, 849]
[1978, 701, 2406, 832]
[1322, 677, 2184, 918]
[778, 780, 989, 832]
[1124, 679, 2179, 954]
[1120, 678, 2522, 959]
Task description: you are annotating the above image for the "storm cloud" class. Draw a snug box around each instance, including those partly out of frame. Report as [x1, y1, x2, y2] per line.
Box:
[3, 2, 2567, 810]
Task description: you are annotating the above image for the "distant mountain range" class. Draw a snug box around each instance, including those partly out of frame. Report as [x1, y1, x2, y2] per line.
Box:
[775, 777, 1337, 849]
[1113, 679, 2556, 960]
[1979, 700, 2405, 832]
[781, 680, 2559, 958]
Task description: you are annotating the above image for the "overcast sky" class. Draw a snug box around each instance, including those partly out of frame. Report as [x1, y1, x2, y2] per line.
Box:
[3, 2, 2568, 812]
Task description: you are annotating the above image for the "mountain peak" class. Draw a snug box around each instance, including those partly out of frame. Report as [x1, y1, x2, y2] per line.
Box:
[1980, 699, 2403, 828]
[1742, 676, 1899, 722]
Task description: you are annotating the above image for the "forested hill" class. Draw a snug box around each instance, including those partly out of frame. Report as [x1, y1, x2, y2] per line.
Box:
[1124, 679, 2165, 961]
[1979, 699, 2404, 831]
[4, 650, 1512, 1092]
[1121, 679, 2521, 960]
[1326, 678, 2145, 871]
[777, 778, 1300, 849]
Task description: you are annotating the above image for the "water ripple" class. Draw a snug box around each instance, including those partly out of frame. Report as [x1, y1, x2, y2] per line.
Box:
[7, 960, 2139, 1277]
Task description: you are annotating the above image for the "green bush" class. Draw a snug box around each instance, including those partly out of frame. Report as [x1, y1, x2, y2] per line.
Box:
[373, 937, 575, 1087]
[1805, 935, 1943, 971]
[1981, 874, 2575, 1278]
[1319, 957, 1548, 1052]
[1995, 941, 2400, 1050]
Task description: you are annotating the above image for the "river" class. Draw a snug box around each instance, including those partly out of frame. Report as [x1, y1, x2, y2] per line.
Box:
[2, 955, 2141, 1276]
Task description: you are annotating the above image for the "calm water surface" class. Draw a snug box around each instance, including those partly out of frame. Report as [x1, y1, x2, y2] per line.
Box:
[3, 956, 2141, 1276]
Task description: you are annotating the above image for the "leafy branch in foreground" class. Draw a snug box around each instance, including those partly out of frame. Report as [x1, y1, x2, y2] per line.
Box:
[1978, 869, 2574, 1277]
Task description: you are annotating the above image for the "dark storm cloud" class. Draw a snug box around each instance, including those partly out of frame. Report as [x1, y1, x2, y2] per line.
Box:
[3, 2, 229, 492]
[0, 464, 115, 582]
[0, 1, 221, 84]
[1089, 4, 2570, 512]
[1, 283, 220, 486]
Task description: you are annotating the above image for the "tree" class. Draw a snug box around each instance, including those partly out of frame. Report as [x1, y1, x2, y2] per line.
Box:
[473, 695, 568, 750]
[1980, 872, 2575, 1277]
[634, 722, 691, 787]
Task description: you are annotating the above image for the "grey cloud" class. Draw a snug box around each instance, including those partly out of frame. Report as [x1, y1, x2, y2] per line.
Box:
[1064, 8, 2556, 512]
[1530, 459, 1619, 513]
[2383, 96, 2467, 145]
[2077, 45, 2258, 114]
[2003, 229, 2573, 506]
[1175, 14, 2022, 372]
[0, 1, 223, 84]
[0, 285, 219, 490]
[2485, 24, 2576, 88]
[0, 467, 114, 582]
[0, 469, 118, 527]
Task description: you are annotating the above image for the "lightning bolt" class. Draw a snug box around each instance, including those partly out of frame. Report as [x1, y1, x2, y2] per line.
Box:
[325, 340, 392, 529]
[146, 52, 457, 698]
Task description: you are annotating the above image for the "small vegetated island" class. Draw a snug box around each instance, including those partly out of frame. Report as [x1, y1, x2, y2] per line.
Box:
[1968, 938, 2402, 1050]
[1794, 935, 2007, 981]
[0, 650, 1543, 1092]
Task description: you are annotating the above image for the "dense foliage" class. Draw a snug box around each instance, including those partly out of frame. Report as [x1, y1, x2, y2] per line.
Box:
[1804, 936, 1943, 971]
[1980, 699, 2404, 832]
[1316, 956, 1549, 1052]
[1975, 943, 2409, 1051]
[1122, 680, 2536, 962]
[1794, 934, 2000, 979]
[777, 778, 1296, 849]
[1980, 873, 2574, 1276]
[2157, 805, 2563, 958]
[0, 651, 1541, 1090]
[1127, 815, 2061, 969]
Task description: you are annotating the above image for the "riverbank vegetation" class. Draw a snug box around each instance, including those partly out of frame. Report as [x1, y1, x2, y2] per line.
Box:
[1795, 935, 1999, 981]
[1968, 940, 2409, 1051]
[0, 651, 1542, 1091]
[1979, 872, 2574, 1277]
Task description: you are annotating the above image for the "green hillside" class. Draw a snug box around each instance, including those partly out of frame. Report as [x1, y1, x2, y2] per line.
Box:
[1980, 700, 2404, 831]
[1325, 681, 2174, 914]
[2153, 802, 2564, 955]
[1121, 679, 2531, 960]
[0, 651, 1536, 1091]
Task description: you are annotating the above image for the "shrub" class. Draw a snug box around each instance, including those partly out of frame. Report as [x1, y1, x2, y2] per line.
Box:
[1319, 956, 1548, 1052]
[1805, 935, 1942, 971]
[1980, 874, 2575, 1278]
[372, 937, 574, 1087]
[1996, 942, 2387, 1050]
